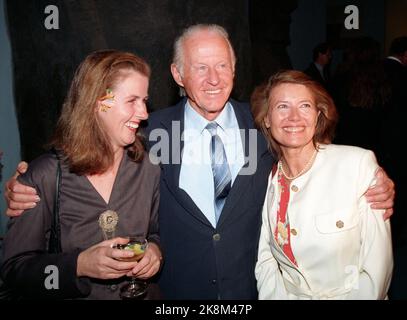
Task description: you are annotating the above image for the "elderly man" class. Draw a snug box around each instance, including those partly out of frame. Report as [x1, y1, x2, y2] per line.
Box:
[5, 24, 395, 300]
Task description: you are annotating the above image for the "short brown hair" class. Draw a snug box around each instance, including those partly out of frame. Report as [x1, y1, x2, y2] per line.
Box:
[251, 70, 338, 159]
[51, 50, 151, 175]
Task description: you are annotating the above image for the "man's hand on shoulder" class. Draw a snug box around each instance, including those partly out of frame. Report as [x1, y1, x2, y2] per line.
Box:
[364, 167, 395, 220]
[4, 161, 39, 217]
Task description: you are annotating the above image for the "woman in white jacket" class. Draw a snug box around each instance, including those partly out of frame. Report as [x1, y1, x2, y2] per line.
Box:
[251, 70, 393, 299]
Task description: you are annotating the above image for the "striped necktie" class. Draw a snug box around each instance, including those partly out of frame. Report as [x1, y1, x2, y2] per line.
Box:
[206, 122, 232, 224]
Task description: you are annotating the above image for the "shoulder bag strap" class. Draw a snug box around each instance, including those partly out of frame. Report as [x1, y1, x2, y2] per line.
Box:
[48, 150, 62, 254]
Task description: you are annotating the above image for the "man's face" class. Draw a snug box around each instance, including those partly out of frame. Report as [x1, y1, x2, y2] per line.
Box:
[171, 31, 235, 121]
[319, 49, 332, 66]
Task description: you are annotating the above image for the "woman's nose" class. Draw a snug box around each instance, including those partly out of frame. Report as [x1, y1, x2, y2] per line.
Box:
[288, 107, 300, 121]
[136, 103, 148, 120]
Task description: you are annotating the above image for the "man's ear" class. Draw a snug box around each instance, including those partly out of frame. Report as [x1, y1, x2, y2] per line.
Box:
[171, 63, 184, 87]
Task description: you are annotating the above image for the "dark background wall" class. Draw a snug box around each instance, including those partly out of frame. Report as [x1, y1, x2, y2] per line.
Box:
[4, 0, 297, 162]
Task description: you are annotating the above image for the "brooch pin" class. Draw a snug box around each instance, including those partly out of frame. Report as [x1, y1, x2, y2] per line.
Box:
[98, 210, 118, 240]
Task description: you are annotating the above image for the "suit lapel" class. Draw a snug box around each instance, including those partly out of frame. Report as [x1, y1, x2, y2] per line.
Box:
[160, 98, 213, 228]
[217, 100, 269, 228]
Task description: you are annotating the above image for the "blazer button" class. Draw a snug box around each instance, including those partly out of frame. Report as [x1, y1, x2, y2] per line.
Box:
[336, 220, 344, 229]
[291, 185, 299, 192]
[291, 228, 297, 236]
[212, 279, 217, 284]
[109, 284, 118, 291]
[213, 233, 221, 241]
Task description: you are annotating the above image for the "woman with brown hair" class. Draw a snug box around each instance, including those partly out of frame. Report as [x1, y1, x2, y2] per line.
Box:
[1, 50, 162, 299]
[253, 70, 393, 299]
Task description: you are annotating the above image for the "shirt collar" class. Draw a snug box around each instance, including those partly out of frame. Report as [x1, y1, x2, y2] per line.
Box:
[184, 100, 235, 135]
[314, 62, 324, 73]
[387, 56, 402, 64]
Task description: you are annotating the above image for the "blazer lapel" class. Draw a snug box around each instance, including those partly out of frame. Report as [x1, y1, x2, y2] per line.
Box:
[217, 100, 269, 228]
[160, 98, 213, 228]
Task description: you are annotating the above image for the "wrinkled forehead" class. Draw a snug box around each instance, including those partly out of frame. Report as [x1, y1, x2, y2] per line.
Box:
[183, 31, 235, 63]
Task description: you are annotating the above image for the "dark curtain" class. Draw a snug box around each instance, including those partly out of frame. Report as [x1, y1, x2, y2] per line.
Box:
[5, 0, 297, 161]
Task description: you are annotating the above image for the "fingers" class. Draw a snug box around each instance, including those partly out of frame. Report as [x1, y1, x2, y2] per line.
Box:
[7, 199, 38, 211]
[5, 178, 39, 211]
[10, 183, 38, 195]
[130, 256, 151, 277]
[365, 167, 395, 197]
[366, 185, 395, 205]
[5, 208, 24, 217]
[16, 161, 28, 175]
[370, 197, 394, 210]
[366, 188, 391, 202]
[130, 245, 162, 279]
[101, 237, 130, 247]
[375, 167, 385, 180]
[383, 208, 394, 221]
[365, 177, 395, 206]
[95, 238, 140, 270]
[110, 248, 135, 261]
[77, 244, 137, 279]
[365, 182, 390, 199]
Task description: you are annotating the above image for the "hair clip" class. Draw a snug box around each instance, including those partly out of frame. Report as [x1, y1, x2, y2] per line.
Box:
[99, 88, 115, 101]
[99, 88, 115, 112]
[100, 103, 111, 112]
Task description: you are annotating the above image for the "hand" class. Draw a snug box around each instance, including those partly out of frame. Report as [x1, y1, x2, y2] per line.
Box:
[128, 242, 162, 279]
[77, 237, 139, 279]
[5, 161, 40, 217]
[364, 167, 395, 220]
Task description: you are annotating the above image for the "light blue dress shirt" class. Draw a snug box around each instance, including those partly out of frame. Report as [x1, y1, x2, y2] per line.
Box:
[179, 101, 245, 227]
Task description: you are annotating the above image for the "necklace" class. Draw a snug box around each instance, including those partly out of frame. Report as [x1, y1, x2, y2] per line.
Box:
[278, 148, 318, 180]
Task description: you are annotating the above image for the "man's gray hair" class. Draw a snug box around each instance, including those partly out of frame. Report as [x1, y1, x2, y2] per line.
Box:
[172, 24, 237, 76]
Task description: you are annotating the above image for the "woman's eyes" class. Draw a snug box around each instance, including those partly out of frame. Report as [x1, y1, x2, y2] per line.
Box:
[276, 103, 312, 109]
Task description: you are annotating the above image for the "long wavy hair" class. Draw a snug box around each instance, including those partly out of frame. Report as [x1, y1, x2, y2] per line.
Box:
[50, 50, 150, 175]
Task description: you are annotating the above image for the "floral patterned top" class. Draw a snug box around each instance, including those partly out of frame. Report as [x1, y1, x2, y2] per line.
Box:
[274, 165, 298, 266]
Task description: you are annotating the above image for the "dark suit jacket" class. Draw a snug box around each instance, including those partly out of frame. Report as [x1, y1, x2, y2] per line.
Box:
[145, 98, 274, 299]
[304, 63, 330, 89]
[383, 58, 406, 98]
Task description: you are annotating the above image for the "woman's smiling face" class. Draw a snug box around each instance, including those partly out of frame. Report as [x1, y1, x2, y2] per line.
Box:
[265, 83, 320, 151]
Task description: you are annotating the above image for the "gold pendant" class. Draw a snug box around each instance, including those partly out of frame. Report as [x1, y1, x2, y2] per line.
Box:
[98, 210, 118, 240]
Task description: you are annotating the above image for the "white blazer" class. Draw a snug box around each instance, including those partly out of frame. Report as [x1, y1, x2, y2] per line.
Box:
[255, 144, 393, 299]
